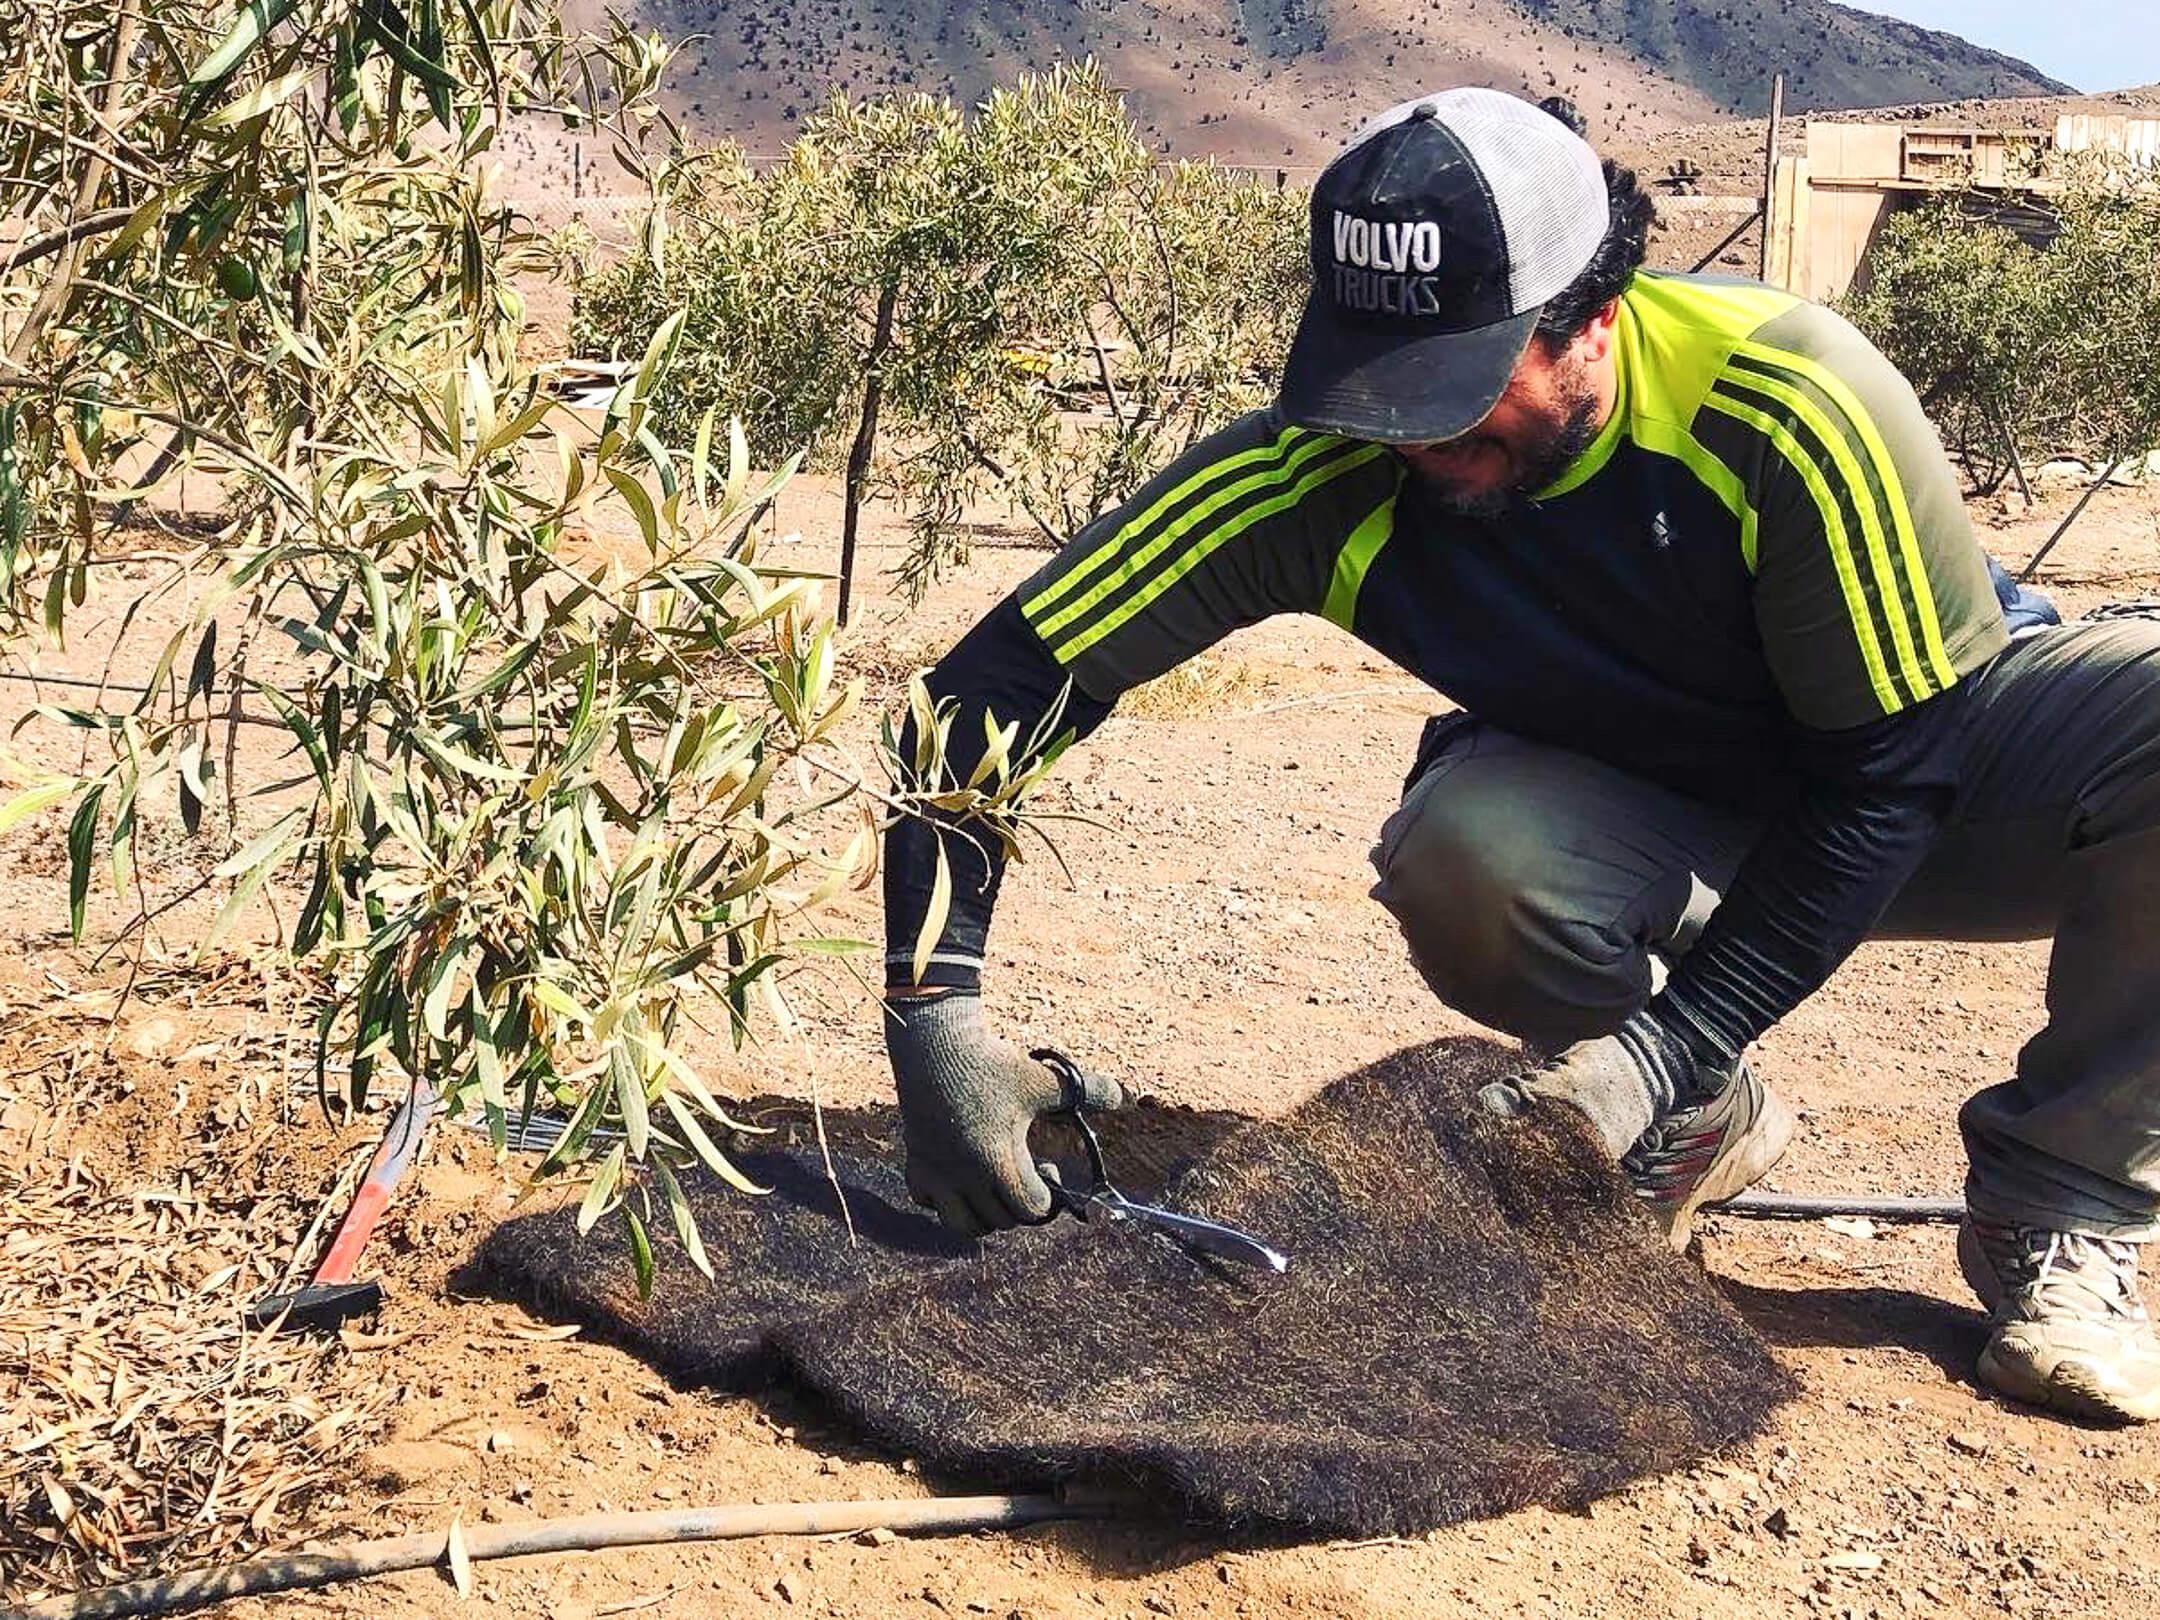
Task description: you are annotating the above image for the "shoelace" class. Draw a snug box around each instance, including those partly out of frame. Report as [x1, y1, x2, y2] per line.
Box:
[2003, 1228, 2150, 1323]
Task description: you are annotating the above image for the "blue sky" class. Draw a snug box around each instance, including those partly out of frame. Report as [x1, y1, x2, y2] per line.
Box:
[1851, 1, 2160, 93]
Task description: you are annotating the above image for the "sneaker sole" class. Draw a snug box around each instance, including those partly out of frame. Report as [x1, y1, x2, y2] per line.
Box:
[1976, 1336, 2160, 1425]
[1657, 1084, 1797, 1252]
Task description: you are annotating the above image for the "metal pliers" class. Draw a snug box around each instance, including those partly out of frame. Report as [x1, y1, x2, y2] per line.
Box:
[1030, 1048, 1290, 1275]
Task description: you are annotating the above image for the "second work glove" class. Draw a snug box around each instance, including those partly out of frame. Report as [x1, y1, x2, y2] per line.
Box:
[1477, 1005, 1739, 1158]
[884, 990, 1125, 1236]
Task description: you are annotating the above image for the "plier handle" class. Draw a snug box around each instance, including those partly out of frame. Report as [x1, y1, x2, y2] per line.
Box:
[1031, 1048, 1290, 1276]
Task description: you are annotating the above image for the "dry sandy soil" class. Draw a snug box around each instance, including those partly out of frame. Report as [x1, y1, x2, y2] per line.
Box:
[5, 444, 2160, 1618]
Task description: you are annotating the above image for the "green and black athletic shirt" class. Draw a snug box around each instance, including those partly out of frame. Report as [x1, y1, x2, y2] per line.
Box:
[1017, 270, 2011, 795]
[888, 272, 2035, 1001]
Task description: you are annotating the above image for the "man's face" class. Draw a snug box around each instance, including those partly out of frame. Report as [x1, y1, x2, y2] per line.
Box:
[1391, 314, 1615, 518]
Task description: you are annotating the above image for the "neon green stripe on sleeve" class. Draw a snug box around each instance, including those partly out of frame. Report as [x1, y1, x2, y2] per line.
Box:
[1050, 444, 1387, 664]
[1737, 340, 1958, 690]
[1700, 389, 1903, 714]
[1021, 425, 1308, 628]
[1323, 491, 1398, 630]
[1031, 432, 1350, 646]
[1717, 364, 1933, 703]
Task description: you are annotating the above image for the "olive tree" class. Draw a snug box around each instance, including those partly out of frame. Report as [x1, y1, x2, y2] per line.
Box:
[573, 65, 1310, 615]
[0, 0, 1051, 1274]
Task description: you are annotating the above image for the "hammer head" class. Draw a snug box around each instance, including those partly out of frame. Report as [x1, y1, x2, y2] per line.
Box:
[249, 1279, 384, 1334]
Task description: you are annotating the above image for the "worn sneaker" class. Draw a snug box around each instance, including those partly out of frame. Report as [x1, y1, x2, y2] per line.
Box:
[1957, 1216, 2160, 1424]
[1620, 1061, 1795, 1251]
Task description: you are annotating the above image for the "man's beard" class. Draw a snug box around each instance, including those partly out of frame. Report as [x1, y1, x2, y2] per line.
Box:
[1422, 382, 1602, 520]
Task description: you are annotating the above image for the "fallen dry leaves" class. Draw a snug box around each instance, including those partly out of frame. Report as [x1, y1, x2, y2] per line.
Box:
[0, 1155, 398, 1604]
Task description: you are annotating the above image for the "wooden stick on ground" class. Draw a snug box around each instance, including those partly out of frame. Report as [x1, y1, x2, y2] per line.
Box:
[2019, 456, 2126, 583]
[19, 1493, 1113, 1620]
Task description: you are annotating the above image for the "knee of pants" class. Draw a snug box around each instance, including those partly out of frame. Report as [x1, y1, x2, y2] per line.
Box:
[1371, 790, 1656, 1049]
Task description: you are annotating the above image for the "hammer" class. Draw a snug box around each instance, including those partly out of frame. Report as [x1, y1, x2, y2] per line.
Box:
[251, 1075, 440, 1333]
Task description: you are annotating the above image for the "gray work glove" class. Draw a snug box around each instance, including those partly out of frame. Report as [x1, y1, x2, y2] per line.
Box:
[884, 990, 1125, 1236]
[1477, 1006, 1737, 1158]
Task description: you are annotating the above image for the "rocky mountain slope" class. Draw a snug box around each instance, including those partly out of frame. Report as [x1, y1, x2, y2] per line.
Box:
[577, 0, 2070, 163]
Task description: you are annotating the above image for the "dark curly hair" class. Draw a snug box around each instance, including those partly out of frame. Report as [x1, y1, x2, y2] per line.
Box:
[1533, 157, 1657, 350]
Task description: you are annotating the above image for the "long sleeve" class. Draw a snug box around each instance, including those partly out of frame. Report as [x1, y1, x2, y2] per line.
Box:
[885, 407, 1395, 990]
[1659, 681, 1972, 1054]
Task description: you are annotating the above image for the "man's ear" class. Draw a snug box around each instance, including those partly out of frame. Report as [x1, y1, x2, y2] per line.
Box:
[1572, 298, 1621, 365]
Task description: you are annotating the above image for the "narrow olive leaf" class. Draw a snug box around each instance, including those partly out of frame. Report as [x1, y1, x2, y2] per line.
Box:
[472, 1029, 507, 1110]
[255, 683, 332, 790]
[43, 564, 68, 644]
[360, 1, 462, 91]
[603, 465, 659, 548]
[479, 393, 553, 458]
[451, 0, 501, 97]
[211, 808, 303, 879]
[199, 826, 299, 957]
[421, 935, 472, 1042]
[176, 741, 213, 805]
[652, 1158, 713, 1279]
[661, 1090, 769, 1195]
[66, 785, 104, 942]
[527, 979, 589, 1028]
[188, 0, 303, 84]
[689, 407, 716, 512]
[634, 309, 688, 401]
[625, 1204, 656, 1299]
[723, 416, 750, 515]
[0, 780, 75, 836]
[187, 622, 219, 704]
[292, 847, 332, 955]
[910, 838, 951, 986]
[445, 1512, 474, 1601]
[199, 65, 319, 128]
[612, 1041, 650, 1160]
[576, 1142, 625, 1235]
[534, 1079, 611, 1180]
[906, 676, 938, 776]
[464, 356, 496, 460]
[967, 713, 1018, 790]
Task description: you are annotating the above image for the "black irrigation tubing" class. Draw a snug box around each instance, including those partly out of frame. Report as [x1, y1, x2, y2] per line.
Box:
[14, 1493, 1112, 1620]
[1718, 1192, 1964, 1222]
[1687, 207, 1763, 274]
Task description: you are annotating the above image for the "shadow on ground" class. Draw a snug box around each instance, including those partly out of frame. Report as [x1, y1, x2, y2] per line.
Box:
[1716, 1274, 1985, 1383]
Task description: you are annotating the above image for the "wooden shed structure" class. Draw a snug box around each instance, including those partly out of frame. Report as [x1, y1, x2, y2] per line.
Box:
[1764, 114, 2160, 303]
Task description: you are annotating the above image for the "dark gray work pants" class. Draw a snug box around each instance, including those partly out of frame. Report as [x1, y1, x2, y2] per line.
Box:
[1369, 617, 2160, 1238]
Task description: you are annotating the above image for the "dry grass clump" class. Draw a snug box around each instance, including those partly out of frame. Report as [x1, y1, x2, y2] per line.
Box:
[0, 1157, 397, 1605]
[1121, 653, 1264, 719]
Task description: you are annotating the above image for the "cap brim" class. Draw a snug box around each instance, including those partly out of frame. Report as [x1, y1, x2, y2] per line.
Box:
[1277, 292, 1539, 444]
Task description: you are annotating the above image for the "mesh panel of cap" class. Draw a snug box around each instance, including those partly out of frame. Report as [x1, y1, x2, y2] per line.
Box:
[1442, 88, 1609, 310]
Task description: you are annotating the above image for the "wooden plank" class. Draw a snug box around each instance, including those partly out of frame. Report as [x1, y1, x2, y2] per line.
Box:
[1806, 121, 1902, 183]
[1657, 195, 1765, 217]
[1799, 183, 1892, 302]
[2057, 113, 2160, 164]
[1760, 71, 1785, 280]
[1765, 154, 1809, 292]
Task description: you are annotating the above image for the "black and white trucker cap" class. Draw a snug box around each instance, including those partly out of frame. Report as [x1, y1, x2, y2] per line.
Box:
[1278, 89, 1610, 444]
